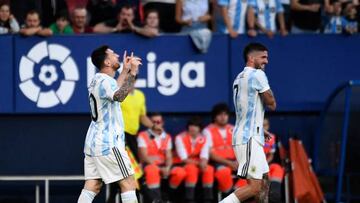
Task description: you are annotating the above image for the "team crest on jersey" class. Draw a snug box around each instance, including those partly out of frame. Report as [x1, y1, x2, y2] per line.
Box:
[250, 166, 257, 173]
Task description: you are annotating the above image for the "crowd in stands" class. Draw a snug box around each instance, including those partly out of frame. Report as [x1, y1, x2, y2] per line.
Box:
[127, 104, 285, 203]
[0, 0, 358, 39]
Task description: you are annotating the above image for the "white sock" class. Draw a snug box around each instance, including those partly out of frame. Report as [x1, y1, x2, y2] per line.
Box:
[77, 189, 96, 203]
[219, 193, 240, 203]
[121, 190, 138, 203]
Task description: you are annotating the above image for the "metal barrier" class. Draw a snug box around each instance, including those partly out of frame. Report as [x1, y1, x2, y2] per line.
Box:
[0, 175, 91, 203]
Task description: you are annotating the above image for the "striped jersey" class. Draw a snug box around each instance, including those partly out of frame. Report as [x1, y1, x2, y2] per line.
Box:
[217, 0, 254, 34]
[84, 73, 125, 157]
[249, 0, 283, 32]
[324, 16, 346, 34]
[232, 67, 270, 146]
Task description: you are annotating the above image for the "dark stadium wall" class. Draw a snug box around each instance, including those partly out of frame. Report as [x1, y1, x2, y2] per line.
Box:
[0, 113, 318, 175]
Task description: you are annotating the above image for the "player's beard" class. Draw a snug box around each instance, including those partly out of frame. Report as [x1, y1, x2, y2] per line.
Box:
[255, 62, 266, 70]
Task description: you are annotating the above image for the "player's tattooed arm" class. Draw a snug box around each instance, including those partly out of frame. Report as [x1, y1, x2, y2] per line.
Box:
[113, 51, 142, 102]
[113, 74, 136, 102]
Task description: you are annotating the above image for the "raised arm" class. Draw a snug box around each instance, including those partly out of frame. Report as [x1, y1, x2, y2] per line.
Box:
[113, 52, 142, 102]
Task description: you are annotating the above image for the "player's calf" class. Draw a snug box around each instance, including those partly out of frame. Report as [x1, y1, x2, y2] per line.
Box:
[118, 175, 138, 203]
[78, 179, 103, 203]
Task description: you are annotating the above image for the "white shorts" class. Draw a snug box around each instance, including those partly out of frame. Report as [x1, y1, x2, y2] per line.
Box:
[233, 138, 269, 180]
[84, 147, 134, 184]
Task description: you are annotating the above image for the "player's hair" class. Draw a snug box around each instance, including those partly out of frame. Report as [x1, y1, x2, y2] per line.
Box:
[91, 45, 109, 70]
[187, 116, 203, 129]
[211, 103, 230, 122]
[243, 42, 268, 63]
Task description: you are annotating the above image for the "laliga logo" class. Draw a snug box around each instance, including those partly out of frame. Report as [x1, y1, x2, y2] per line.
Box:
[87, 51, 205, 96]
[19, 41, 79, 108]
[136, 52, 205, 96]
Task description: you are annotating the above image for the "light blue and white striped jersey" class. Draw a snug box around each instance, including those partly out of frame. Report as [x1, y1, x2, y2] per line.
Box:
[232, 67, 270, 146]
[324, 16, 346, 34]
[250, 0, 283, 32]
[84, 73, 125, 157]
[217, 0, 254, 34]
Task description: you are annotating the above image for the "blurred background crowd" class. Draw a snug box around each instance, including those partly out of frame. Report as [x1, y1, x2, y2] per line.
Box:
[0, 0, 359, 39]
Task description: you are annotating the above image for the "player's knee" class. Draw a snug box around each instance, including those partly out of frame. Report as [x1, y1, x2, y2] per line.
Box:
[84, 180, 103, 194]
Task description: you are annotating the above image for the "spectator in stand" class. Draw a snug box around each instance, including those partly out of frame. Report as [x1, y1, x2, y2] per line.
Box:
[71, 7, 93, 34]
[324, 1, 345, 33]
[19, 10, 52, 37]
[143, 0, 181, 33]
[93, 5, 135, 33]
[215, 0, 257, 38]
[290, 0, 322, 33]
[250, 0, 288, 37]
[175, 0, 212, 53]
[0, 3, 19, 34]
[49, 10, 73, 34]
[115, 0, 143, 25]
[130, 9, 160, 37]
[342, 2, 358, 34]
